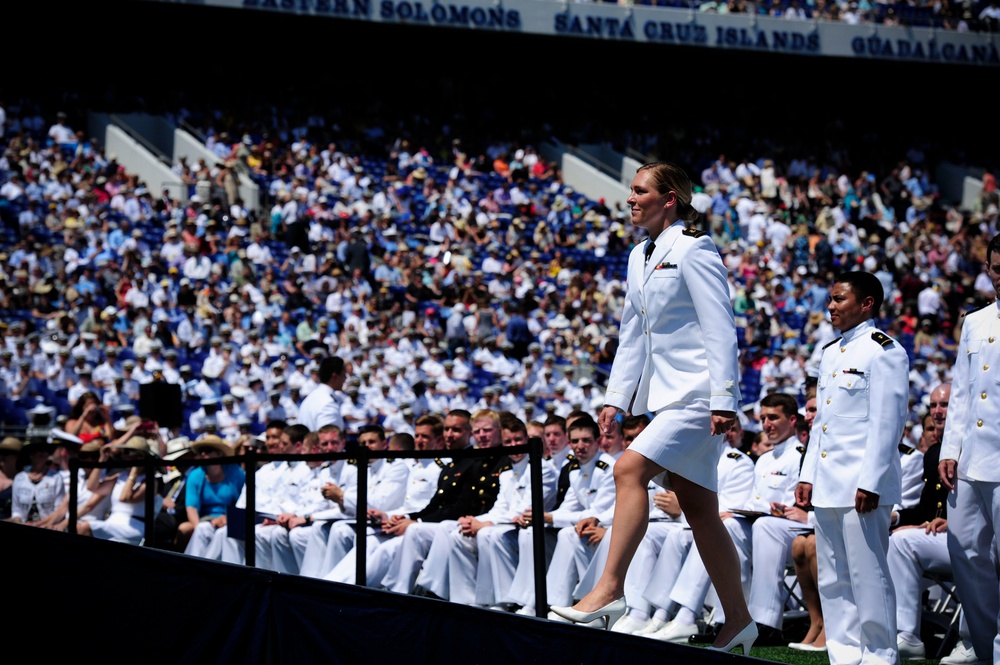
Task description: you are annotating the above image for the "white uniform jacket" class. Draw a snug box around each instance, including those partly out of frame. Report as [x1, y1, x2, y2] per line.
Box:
[343, 457, 409, 516]
[604, 221, 740, 415]
[550, 453, 617, 529]
[478, 457, 559, 523]
[941, 301, 1000, 481]
[716, 448, 756, 516]
[307, 459, 360, 522]
[800, 319, 909, 507]
[741, 437, 803, 513]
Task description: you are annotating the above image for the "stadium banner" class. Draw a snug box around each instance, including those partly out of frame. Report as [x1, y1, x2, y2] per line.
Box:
[135, 0, 998, 67]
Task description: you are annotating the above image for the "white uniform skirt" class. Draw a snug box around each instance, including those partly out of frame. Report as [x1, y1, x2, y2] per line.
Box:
[627, 398, 723, 492]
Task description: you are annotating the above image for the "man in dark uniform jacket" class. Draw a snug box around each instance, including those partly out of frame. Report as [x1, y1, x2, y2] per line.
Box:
[378, 410, 509, 595]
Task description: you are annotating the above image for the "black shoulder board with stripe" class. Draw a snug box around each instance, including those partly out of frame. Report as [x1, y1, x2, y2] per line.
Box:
[595, 460, 609, 471]
[682, 227, 706, 238]
[727, 451, 743, 460]
[822, 336, 843, 349]
[566, 459, 581, 471]
[871, 331, 893, 347]
[796, 445, 806, 455]
[898, 443, 916, 455]
[434, 458, 446, 468]
[962, 302, 993, 318]
[566, 453, 577, 461]
[347, 458, 359, 466]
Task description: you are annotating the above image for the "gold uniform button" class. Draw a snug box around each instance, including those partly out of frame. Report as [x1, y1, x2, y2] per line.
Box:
[832, 372, 838, 377]
[983, 392, 988, 400]
[847, 381, 852, 387]
[826, 398, 831, 405]
[977, 420, 984, 427]
[821, 451, 827, 458]
[985, 364, 990, 371]
[840, 347, 846, 353]
[822, 425, 827, 432]
[990, 337, 995, 343]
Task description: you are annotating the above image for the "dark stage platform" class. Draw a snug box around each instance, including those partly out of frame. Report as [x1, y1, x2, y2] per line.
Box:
[3, 522, 767, 664]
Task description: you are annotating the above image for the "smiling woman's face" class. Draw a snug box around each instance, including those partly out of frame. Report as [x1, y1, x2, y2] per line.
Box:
[626, 170, 673, 238]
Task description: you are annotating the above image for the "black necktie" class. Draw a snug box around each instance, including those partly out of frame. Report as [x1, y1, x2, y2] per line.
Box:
[644, 241, 656, 265]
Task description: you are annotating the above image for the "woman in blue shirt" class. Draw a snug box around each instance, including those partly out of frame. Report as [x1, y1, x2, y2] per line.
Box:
[180, 435, 245, 558]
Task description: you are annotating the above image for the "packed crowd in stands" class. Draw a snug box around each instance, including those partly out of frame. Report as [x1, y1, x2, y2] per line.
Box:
[628, 0, 1000, 31]
[0, 90, 997, 660]
[1, 96, 996, 443]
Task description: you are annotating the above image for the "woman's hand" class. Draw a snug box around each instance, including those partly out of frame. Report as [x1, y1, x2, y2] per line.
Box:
[598, 405, 621, 435]
[710, 411, 736, 436]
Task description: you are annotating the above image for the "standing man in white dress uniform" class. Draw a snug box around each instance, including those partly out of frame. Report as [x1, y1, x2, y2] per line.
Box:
[797, 271, 909, 665]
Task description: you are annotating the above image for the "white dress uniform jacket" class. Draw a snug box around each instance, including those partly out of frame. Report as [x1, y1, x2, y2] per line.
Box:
[800, 319, 909, 507]
[941, 301, 1000, 481]
[603, 221, 740, 416]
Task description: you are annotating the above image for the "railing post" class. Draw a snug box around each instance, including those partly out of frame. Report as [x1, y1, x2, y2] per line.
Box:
[529, 436, 547, 617]
[351, 442, 369, 586]
[245, 447, 257, 567]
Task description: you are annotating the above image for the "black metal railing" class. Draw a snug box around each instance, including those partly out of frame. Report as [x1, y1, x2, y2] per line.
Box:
[68, 437, 551, 615]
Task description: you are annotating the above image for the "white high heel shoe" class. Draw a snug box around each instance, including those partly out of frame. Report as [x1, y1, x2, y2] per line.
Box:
[548, 597, 627, 630]
[707, 622, 758, 655]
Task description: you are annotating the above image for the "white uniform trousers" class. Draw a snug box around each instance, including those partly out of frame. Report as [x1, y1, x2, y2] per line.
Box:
[203, 525, 230, 561]
[315, 520, 364, 580]
[887, 527, 951, 635]
[815, 505, 896, 665]
[270, 524, 304, 574]
[545, 525, 600, 607]
[644, 526, 695, 612]
[505, 527, 557, 608]
[324, 531, 388, 584]
[669, 515, 753, 625]
[367, 536, 404, 588]
[946, 478, 1000, 663]
[478, 524, 523, 606]
[254, 524, 286, 570]
[443, 525, 498, 606]
[299, 520, 336, 578]
[414, 520, 459, 599]
[384, 521, 448, 594]
[184, 521, 221, 558]
[220, 533, 245, 565]
[748, 516, 802, 629]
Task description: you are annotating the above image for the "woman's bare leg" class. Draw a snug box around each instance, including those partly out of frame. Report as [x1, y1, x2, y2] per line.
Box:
[792, 533, 825, 645]
[670, 473, 752, 649]
[807, 535, 825, 647]
[569, 450, 662, 612]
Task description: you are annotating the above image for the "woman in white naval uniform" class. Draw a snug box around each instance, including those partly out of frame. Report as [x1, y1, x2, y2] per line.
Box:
[549, 162, 754, 654]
